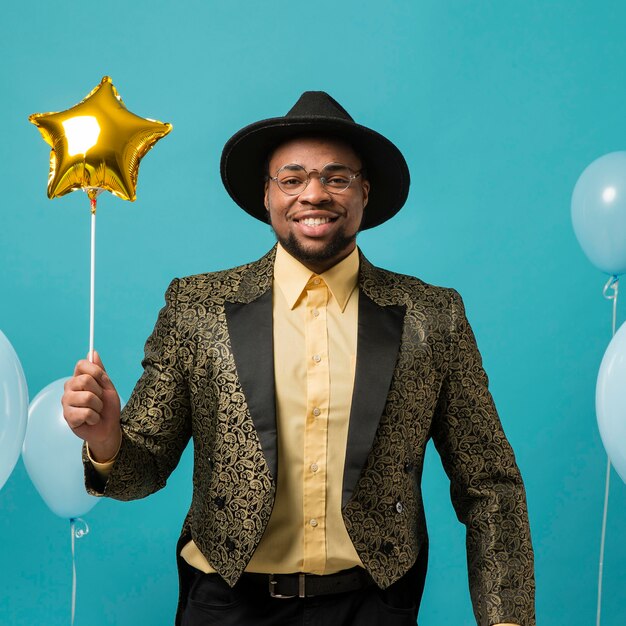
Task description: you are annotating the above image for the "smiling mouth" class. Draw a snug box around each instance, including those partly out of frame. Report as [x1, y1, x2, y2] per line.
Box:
[296, 216, 337, 226]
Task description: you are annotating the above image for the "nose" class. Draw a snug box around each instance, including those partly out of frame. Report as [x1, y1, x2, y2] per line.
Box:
[298, 173, 331, 204]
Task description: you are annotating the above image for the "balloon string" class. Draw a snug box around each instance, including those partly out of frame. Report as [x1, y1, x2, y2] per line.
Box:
[602, 275, 619, 335]
[70, 518, 90, 626]
[597, 275, 619, 626]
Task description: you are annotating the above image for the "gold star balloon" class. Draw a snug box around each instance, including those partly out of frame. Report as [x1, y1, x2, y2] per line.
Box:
[29, 76, 172, 201]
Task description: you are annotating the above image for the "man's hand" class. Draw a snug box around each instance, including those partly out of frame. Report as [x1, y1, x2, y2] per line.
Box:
[62, 351, 122, 462]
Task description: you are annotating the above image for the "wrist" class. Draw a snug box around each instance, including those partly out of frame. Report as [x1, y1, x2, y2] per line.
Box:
[87, 429, 122, 463]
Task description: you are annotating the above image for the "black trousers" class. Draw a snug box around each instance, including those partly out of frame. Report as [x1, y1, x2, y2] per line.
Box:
[180, 549, 426, 626]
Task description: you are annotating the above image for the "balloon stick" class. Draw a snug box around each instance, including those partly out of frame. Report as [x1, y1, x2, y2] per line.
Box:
[597, 275, 619, 626]
[87, 189, 100, 364]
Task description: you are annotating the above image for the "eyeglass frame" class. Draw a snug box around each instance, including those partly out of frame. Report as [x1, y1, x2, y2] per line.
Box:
[266, 162, 364, 196]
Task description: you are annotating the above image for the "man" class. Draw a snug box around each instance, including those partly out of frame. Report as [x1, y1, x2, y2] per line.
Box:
[63, 92, 535, 625]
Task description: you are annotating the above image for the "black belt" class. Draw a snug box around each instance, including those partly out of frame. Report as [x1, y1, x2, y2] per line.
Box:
[243, 568, 374, 599]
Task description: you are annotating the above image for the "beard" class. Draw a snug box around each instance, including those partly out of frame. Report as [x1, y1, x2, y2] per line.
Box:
[267, 212, 360, 267]
[277, 228, 357, 265]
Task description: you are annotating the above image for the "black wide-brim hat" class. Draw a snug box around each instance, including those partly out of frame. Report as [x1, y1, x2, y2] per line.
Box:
[220, 91, 410, 230]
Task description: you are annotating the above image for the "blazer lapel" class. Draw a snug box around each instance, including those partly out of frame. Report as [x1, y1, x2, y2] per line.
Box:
[224, 248, 278, 482]
[342, 258, 406, 508]
[223, 247, 406, 499]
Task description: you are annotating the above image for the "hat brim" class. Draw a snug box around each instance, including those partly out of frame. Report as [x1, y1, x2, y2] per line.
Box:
[220, 116, 410, 230]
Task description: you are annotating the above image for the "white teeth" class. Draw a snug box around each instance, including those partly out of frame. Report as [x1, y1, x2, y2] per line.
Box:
[301, 217, 332, 226]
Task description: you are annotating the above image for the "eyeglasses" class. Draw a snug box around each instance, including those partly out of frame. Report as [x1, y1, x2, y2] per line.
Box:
[268, 162, 362, 196]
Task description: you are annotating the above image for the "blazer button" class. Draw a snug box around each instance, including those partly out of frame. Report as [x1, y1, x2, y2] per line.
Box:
[403, 461, 414, 474]
[214, 496, 226, 510]
[395, 501, 403, 514]
[382, 541, 395, 556]
[225, 538, 236, 553]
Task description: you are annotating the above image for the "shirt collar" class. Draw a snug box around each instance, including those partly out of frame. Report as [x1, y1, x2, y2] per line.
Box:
[274, 243, 360, 312]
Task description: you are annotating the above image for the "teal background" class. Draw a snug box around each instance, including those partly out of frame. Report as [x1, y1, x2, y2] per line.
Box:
[1, 0, 625, 624]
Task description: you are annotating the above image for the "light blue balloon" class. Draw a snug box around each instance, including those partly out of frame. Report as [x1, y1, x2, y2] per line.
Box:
[597, 320, 626, 483]
[572, 151, 626, 276]
[0, 330, 29, 490]
[22, 378, 99, 518]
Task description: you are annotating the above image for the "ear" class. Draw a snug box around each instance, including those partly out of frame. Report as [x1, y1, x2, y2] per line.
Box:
[361, 179, 370, 208]
[264, 180, 270, 211]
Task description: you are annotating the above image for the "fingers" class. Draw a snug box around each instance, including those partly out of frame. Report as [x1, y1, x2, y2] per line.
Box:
[72, 352, 115, 391]
[64, 360, 107, 430]
[66, 373, 103, 396]
[73, 357, 105, 380]
[63, 404, 102, 429]
[68, 389, 104, 414]
[64, 352, 121, 439]
[63, 381, 104, 424]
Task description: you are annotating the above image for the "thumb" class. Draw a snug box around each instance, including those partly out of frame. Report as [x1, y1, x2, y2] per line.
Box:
[89, 350, 116, 391]
[90, 350, 105, 369]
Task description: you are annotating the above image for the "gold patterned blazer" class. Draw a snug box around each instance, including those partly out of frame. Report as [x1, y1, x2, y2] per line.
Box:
[84, 246, 535, 625]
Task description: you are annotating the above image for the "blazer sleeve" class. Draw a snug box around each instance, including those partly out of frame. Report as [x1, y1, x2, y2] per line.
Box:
[430, 289, 535, 626]
[83, 278, 192, 500]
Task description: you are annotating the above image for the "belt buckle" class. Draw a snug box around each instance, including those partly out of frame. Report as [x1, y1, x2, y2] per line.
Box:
[268, 574, 305, 599]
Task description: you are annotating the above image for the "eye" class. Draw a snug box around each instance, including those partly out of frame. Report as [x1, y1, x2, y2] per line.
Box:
[323, 175, 351, 189]
[281, 177, 304, 187]
[320, 164, 354, 189]
[327, 176, 350, 185]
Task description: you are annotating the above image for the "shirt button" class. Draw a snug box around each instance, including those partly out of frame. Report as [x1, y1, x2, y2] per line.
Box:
[312, 278, 321, 285]
[312, 407, 321, 417]
[312, 309, 320, 317]
[312, 354, 321, 363]
[311, 463, 319, 473]
[309, 519, 318, 527]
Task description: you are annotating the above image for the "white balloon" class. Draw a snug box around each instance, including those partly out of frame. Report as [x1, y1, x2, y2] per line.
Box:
[572, 151, 626, 276]
[0, 330, 29, 490]
[596, 320, 626, 483]
[22, 378, 99, 518]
